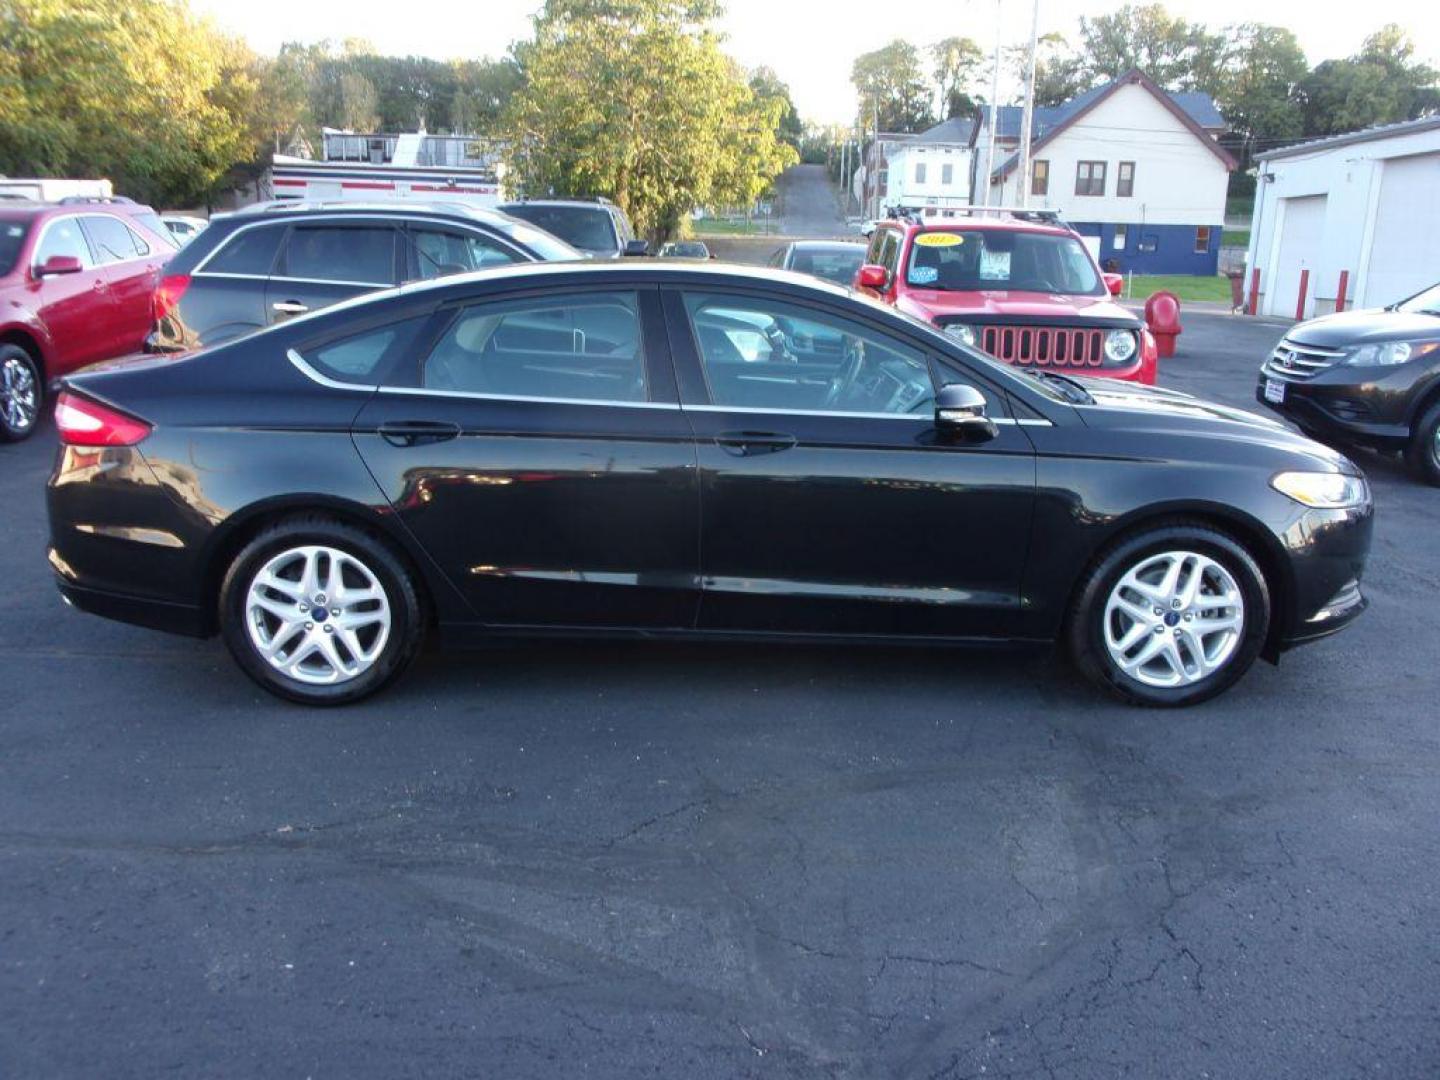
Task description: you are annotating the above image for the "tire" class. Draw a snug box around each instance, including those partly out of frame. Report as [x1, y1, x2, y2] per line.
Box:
[1067, 523, 1271, 707]
[0, 344, 42, 443]
[1404, 401, 1440, 487]
[219, 516, 425, 705]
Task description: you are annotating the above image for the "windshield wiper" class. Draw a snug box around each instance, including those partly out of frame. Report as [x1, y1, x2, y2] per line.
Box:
[1019, 368, 1094, 404]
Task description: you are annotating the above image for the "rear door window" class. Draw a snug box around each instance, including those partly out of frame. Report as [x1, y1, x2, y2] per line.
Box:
[80, 214, 141, 265]
[281, 225, 397, 285]
[205, 225, 285, 276]
[421, 291, 646, 402]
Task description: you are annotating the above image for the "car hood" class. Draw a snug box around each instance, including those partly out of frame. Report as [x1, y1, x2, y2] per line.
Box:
[1070, 376, 1355, 470]
[1287, 308, 1440, 347]
[900, 290, 1138, 326]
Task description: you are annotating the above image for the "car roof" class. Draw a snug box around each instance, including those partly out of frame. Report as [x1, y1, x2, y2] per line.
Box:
[0, 202, 158, 223]
[787, 240, 867, 251]
[219, 199, 520, 228]
[882, 214, 1070, 238]
[499, 198, 615, 210]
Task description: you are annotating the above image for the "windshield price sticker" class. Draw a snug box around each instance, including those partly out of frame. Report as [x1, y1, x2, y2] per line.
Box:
[909, 266, 939, 284]
[914, 232, 962, 248]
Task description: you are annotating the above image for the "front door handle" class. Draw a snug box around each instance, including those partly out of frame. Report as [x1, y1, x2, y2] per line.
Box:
[377, 420, 462, 447]
[714, 430, 798, 457]
[272, 300, 308, 316]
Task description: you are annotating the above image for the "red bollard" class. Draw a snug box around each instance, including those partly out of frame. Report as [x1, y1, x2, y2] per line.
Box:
[1336, 270, 1349, 313]
[1295, 268, 1309, 321]
[1247, 268, 1260, 316]
[1144, 291, 1182, 358]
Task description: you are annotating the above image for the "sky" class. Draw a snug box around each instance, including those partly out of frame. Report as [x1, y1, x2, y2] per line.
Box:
[191, 0, 1440, 126]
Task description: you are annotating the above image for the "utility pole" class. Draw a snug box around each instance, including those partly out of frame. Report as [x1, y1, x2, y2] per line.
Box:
[1016, 0, 1041, 209]
[981, 0, 1002, 209]
[872, 95, 880, 218]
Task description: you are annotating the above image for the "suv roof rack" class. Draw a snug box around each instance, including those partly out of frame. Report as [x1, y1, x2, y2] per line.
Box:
[886, 205, 1065, 227]
[56, 195, 137, 205]
[505, 195, 615, 206]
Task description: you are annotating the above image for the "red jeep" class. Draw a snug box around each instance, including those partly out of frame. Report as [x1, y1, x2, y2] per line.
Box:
[855, 211, 1157, 384]
[0, 199, 176, 441]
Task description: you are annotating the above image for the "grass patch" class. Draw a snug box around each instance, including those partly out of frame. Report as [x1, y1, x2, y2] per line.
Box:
[1126, 274, 1235, 304]
[693, 217, 781, 236]
[1221, 228, 1250, 248]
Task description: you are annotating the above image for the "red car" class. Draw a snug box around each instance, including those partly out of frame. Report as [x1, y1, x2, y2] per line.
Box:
[855, 212, 1157, 384]
[0, 199, 176, 440]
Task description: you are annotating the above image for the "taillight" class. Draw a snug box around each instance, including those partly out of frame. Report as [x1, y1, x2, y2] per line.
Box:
[54, 391, 152, 447]
[152, 273, 190, 323]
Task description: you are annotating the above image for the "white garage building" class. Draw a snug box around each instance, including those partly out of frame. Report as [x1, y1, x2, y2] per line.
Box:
[1246, 116, 1440, 319]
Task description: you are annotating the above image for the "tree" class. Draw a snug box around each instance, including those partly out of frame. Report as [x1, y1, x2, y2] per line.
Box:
[749, 66, 803, 151]
[1296, 25, 1440, 138]
[1014, 32, 1089, 108]
[851, 40, 934, 133]
[0, 0, 263, 206]
[1213, 24, 1306, 166]
[502, 0, 796, 243]
[929, 36, 983, 119]
[1076, 4, 1226, 92]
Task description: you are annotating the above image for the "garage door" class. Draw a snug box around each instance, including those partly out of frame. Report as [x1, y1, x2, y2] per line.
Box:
[1269, 195, 1326, 318]
[1364, 153, 1440, 307]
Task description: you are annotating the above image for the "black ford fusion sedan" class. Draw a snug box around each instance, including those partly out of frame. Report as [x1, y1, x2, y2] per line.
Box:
[48, 262, 1372, 707]
[1257, 281, 1440, 485]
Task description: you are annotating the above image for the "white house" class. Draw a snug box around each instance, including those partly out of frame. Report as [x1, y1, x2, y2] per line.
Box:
[971, 70, 1234, 274]
[1244, 116, 1440, 319]
[884, 117, 975, 215]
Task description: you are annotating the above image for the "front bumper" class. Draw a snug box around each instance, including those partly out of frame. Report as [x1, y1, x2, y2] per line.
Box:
[1255, 363, 1431, 449]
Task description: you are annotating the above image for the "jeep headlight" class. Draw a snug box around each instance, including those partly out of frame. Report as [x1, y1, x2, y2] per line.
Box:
[1271, 471, 1370, 509]
[944, 323, 976, 347]
[1339, 341, 1438, 366]
[1104, 329, 1138, 363]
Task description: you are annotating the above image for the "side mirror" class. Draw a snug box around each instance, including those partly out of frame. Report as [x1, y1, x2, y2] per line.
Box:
[623, 239, 650, 257]
[1103, 272, 1124, 297]
[36, 254, 83, 278]
[935, 383, 998, 442]
[856, 264, 888, 290]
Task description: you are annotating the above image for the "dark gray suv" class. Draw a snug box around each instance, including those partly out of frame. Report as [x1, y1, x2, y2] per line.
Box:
[498, 198, 648, 258]
[146, 201, 580, 353]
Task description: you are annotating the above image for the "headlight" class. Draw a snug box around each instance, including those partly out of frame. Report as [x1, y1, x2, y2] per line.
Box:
[1271, 471, 1370, 509]
[1339, 341, 1440, 366]
[1104, 329, 1138, 363]
[944, 324, 976, 347]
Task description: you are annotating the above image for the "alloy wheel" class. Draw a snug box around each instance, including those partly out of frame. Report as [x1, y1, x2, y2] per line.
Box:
[1103, 550, 1245, 689]
[0, 355, 38, 434]
[244, 545, 392, 686]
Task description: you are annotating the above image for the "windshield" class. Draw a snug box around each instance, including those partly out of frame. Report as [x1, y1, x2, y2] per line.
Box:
[498, 219, 584, 262]
[500, 204, 618, 255]
[905, 229, 1104, 296]
[1396, 282, 1440, 315]
[791, 246, 865, 286]
[0, 217, 30, 275]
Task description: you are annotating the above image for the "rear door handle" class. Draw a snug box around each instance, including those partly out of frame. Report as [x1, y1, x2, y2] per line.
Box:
[714, 430, 798, 457]
[377, 420, 462, 447]
[272, 300, 308, 315]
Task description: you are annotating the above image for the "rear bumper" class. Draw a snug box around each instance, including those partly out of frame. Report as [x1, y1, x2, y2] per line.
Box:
[54, 571, 209, 637]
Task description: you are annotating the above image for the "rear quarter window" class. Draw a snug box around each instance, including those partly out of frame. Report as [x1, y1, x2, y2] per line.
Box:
[300, 315, 430, 384]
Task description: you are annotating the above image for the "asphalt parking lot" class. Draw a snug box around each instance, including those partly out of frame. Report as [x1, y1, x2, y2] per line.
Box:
[3, 311, 1438, 1079]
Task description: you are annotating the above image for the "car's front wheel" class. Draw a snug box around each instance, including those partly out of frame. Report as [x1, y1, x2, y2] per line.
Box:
[1404, 400, 1440, 487]
[1069, 524, 1271, 706]
[0, 344, 42, 442]
[219, 517, 425, 705]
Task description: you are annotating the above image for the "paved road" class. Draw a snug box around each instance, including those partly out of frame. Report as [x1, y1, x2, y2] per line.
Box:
[775, 163, 846, 238]
[2, 315, 1439, 1078]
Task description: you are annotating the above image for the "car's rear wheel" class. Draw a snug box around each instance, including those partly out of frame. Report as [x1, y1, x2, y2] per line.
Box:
[219, 517, 424, 705]
[1068, 524, 1270, 706]
[1404, 401, 1440, 487]
[0, 344, 42, 442]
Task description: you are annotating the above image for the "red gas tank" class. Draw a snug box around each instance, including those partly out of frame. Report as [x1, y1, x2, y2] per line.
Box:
[1144, 291, 1182, 358]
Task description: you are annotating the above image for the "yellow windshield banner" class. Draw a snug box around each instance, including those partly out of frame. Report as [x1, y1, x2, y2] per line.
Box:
[914, 232, 963, 248]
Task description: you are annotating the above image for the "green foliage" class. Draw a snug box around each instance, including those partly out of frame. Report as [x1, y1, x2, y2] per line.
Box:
[502, 0, 797, 244]
[1297, 26, 1440, 138]
[0, 0, 263, 206]
[930, 37, 984, 119]
[851, 40, 934, 133]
